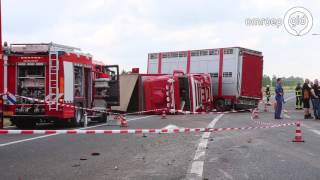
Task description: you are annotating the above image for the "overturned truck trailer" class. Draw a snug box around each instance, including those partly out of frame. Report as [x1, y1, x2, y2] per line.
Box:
[144, 71, 212, 113]
[147, 47, 263, 111]
[112, 70, 212, 113]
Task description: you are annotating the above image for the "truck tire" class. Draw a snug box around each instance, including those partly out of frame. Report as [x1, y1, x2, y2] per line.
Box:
[13, 118, 36, 129]
[54, 120, 67, 127]
[71, 104, 84, 127]
[215, 99, 225, 112]
[99, 113, 108, 123]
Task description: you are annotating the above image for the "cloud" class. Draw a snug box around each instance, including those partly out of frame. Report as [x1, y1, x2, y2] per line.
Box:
[2, 0, 320, 79]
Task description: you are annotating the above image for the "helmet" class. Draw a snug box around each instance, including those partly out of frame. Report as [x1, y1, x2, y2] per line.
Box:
[266, 85, 270, 87]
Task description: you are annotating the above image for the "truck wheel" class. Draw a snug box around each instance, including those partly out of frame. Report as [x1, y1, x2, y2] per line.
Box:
[54, 120, 67, 127]
[14, 118, 36, 129]
[215, 99, 225, 112]
[72, 104, 84, 127]
[99, 113, 108, 123]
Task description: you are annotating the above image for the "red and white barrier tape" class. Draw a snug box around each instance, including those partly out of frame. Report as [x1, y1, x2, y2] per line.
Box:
[15, 94, 110, 114]
[13, 94, 166, 116]
[169, 109, 250, 115]
[250, 116, 276, 126]
[122, 108, 166, 116]
[0, 123, 295, 135]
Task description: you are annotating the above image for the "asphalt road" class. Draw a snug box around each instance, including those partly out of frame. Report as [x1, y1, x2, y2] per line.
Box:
[1, 92, 320, 180]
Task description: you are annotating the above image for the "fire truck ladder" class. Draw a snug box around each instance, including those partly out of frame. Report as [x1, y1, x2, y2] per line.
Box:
[48, 51, 59, 111]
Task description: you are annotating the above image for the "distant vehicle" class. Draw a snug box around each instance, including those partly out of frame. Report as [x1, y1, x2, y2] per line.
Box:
[3, 43, 119, 128]
[147, 47, 263, 111]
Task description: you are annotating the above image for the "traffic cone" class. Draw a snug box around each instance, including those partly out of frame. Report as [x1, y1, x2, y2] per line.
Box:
[161, 111, 167, 119]
[107, 108, 112, 116]
[118, 115, 128, 127]
[114, 115, 120, 122]
[292, 121, 305, 142]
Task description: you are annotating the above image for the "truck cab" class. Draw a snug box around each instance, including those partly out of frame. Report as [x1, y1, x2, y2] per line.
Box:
[91, 62, 120, 122]
[143, 71, 212, 113]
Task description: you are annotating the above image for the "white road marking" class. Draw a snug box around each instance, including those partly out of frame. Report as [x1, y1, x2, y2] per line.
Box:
[302, 124, 320, 136]
[186, 114, 224, 180]
[126, 115, 155, 122]
[218, 169, 234, 180]
[283, 114, 291, 119]
[4, 125, 15, 129]
[0, 115, 155, 147]
[163, 124, 180, 129]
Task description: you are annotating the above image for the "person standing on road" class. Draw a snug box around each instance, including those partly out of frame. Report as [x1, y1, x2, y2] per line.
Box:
[265, 85, 271, 105]
[295, 83, 303, 110]
[312, 79, 320, 119]
[274, 78, 284, 119]
[302, 79, 314, 119]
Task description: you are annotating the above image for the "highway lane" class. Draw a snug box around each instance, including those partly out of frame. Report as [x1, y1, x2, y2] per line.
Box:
[0, 113, 220, 180]
[202, 94, 320, 180]
[0, 115, 156, 146]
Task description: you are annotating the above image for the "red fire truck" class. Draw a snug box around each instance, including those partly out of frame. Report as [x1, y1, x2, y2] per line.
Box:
[0, 0, 3, 128]
[147, 47, 263, 111]
[3, 43, 119, 128]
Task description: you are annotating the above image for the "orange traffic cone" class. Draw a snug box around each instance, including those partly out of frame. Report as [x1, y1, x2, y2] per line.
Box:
[292, 121, 304, 142]
[161, 111, 167, 119]
[120, 116, 128, 127]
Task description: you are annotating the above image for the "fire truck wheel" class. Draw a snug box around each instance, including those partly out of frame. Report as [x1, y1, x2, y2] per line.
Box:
[72, 104, 84, 127]
[215, 99, 225, 112]
[99, 113, 108, 123]
[13, 118, 36, 129]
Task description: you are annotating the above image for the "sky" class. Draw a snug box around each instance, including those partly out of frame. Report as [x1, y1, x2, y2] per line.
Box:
[2, 0, 320, 79]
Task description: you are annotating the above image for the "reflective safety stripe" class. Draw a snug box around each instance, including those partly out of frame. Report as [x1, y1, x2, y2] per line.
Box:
[296, 91, 302, 96]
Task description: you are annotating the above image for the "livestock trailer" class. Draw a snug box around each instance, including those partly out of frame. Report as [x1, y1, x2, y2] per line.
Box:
[147, 47, 263, 111]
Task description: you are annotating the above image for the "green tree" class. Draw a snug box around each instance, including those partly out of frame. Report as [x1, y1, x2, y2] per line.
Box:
[262, 75, 271, 87]
[264, 75, 304, 87]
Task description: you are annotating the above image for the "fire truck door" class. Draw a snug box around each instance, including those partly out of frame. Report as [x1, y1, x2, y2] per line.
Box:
[84, 68, 92, 107]
[63, 62, 74, 102]
[104, 65, 120, 107]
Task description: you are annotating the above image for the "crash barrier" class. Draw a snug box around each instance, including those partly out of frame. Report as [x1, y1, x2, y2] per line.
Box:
[0, 122, 296, 135]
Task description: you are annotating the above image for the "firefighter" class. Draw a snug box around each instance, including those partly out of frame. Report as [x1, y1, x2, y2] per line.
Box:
[274, 78, 284, 119]
[265, 85, 271, 105]
[295, 83, 303, 110]
[312, 79, 320, 119]
[302, 79, 314, 119]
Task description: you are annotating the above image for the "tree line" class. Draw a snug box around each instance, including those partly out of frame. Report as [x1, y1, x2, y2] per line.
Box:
[263, 75, 304, 87]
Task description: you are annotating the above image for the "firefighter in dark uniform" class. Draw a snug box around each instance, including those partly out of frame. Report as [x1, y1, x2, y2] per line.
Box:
[295, 83, 302, 110]
[265, 85, 271, 105]
[302, 79, 313, 119]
